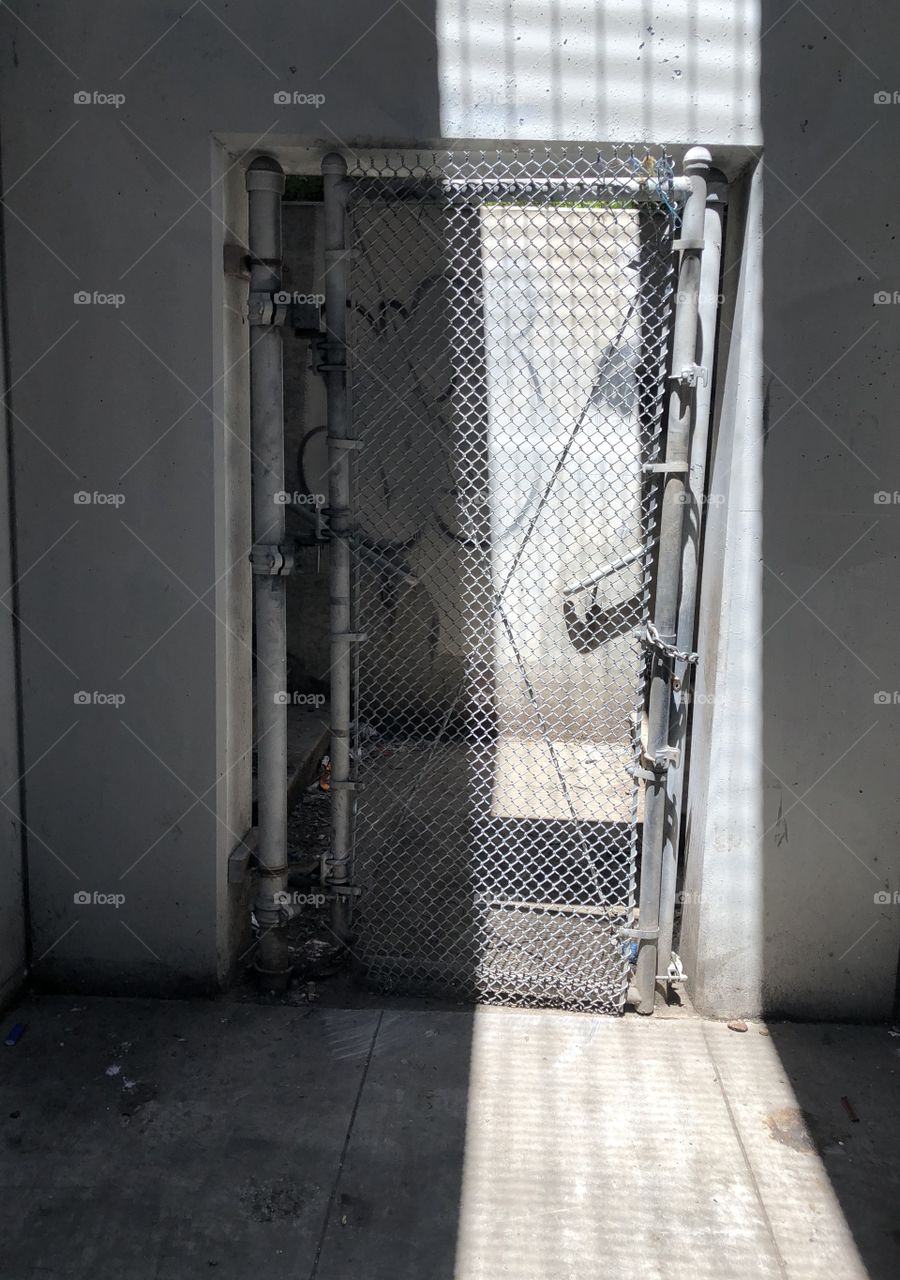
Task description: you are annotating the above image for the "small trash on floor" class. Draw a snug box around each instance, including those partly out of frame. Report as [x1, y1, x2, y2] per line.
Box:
[3, 1023, 25, 1046]
[727, 1020, 748, 1033]
[840, 1095, 860, 1123]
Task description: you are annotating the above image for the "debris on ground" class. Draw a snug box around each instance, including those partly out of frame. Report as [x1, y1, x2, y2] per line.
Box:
[3, 1023, 25, 1046]
[727, 1020, 748, 1033]
[841, 1095, 860, 1123]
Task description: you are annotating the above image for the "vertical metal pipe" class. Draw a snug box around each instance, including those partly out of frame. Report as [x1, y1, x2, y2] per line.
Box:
[246, 156, 291, 988]
[321, 153, 354, 944]
[634, 147, 711, 1014]
[657, 187, 725, 982]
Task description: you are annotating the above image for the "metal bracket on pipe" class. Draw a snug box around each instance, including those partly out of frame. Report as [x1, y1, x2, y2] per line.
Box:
[246, 292, 323, 335]
[642, 460, 690, 474]
[661, 952, 687, 984]
[247, 291, 289, 327]
[326, 883, 362, 898]
[669, 363, 708, 389]
[622, 924, 661, 941]
[673, 237, 705, 252]
[314, 338, 346, 374]
[250, 542, 295, 576]
[633, 746, 681, 781]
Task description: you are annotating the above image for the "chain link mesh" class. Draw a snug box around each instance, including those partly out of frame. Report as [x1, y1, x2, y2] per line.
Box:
[343, 147, 678, 1012]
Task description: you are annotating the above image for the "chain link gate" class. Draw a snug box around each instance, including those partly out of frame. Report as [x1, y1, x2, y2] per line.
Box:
[329, 147, 685, 1013]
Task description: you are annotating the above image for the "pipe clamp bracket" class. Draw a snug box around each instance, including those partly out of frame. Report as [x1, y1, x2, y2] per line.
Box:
[250, 543, 295, 576]
[669, 363, 708, 389]
[642, 460, 690, 474]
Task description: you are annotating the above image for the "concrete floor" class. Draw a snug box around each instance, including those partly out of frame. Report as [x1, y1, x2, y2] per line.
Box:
[1, 996, 898, 1280]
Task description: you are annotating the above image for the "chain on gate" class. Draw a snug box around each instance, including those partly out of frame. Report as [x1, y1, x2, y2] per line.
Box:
[341, 148, 679, 1012]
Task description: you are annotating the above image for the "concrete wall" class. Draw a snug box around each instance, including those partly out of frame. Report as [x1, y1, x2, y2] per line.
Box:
[7, 0, 891, 1018]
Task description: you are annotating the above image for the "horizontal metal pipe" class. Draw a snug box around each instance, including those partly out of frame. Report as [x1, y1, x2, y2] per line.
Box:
[563, 545, 648, 596]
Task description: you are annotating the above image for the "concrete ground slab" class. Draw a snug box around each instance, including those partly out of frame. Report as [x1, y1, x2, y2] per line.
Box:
[0, 996, 897, 1279]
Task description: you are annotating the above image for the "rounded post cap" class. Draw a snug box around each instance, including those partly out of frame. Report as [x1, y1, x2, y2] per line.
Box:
[683, 146, 713, 175]
[322, 152, 348, 177]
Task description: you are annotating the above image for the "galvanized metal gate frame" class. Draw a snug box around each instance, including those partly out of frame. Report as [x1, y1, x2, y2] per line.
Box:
[316, 145, 722, 1013]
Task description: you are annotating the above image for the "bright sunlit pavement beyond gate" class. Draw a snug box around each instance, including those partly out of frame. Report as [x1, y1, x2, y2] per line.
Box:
[304, 148, 682, 1011]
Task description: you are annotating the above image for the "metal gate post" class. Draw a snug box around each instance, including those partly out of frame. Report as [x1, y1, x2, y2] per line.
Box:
[320, 153, 355, 944]
[657, 180, 726, 987]
[246, 155, 291, 988]
[633, 146, 711, 1014]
